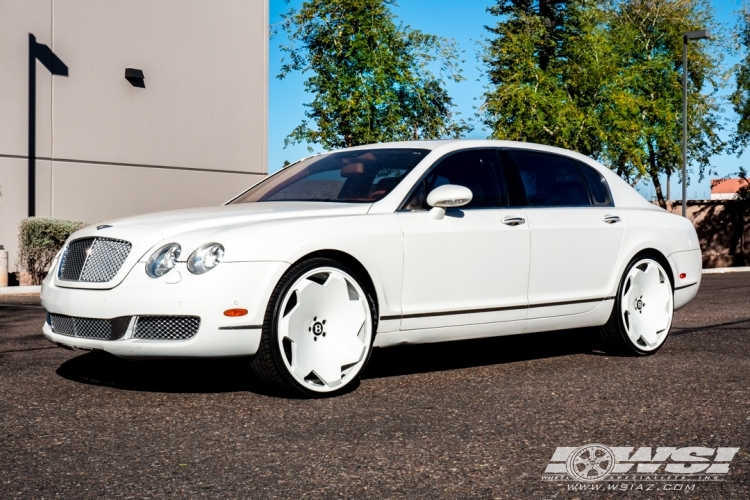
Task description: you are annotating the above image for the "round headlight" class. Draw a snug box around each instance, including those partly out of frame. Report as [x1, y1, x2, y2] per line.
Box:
[187, 243, 224, 275]
[146, 243, 181, 278]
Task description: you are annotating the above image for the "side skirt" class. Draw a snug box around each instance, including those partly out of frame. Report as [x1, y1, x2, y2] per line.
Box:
[373, 300, 614, 348]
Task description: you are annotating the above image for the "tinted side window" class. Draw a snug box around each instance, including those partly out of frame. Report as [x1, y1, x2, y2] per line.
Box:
[579, 163, 614, 206]
[506, 150, 591, 207]
[403, 150, 507, 210]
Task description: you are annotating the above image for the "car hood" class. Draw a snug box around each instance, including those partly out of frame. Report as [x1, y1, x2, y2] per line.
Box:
[54, 202, 371, 290]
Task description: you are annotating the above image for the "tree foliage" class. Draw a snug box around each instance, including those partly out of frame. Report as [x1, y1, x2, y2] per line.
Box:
[731, 8, 750, 153]
[481, 0, 617, 157]
[608, 0, 724, 206]
[481, 0, 724, 208]
[279, 0, 470, 150]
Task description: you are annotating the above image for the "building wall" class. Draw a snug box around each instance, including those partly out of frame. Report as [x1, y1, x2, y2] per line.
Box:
[0, 0, 268, 272]
[711, 193, 737, 201]
[664, 201, 750, 268]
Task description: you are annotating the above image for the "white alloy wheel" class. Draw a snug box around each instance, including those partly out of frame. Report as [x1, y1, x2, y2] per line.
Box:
[275, 266, 373, 393]
[619, 258, 673, 352]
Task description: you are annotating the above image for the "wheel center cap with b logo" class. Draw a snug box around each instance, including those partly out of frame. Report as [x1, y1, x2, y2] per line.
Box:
[635, 296, 645, 312]
[308, 316, 327, 340]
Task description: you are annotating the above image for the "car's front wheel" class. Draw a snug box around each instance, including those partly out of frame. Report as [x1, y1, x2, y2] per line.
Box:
[599, 255, 674, 355]
[251, 258, 376, 396]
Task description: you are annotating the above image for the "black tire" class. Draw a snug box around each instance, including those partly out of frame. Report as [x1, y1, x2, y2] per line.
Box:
[250, 257, 378, 397]
[598, 254, 674, 356]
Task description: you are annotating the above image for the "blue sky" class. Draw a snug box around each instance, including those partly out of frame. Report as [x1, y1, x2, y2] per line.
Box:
[268, 0, 747, 200]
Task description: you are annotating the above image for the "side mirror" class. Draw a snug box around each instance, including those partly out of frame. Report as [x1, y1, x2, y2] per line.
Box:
[426, 184, 473, 220]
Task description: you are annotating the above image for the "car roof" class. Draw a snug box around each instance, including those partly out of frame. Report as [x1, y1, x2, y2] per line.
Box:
[345, 140, 655, 212]
[343, 139, 595, 162]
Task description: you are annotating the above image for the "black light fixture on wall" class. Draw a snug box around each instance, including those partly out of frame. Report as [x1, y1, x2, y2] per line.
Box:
[125, 68, 145, 88]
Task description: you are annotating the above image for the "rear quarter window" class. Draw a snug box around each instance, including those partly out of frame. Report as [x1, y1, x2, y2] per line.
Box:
[578, 162, 614, 207]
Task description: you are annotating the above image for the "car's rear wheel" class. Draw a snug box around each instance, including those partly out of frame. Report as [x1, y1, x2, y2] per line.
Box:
[251, 258, 376, 396]
[599, 256, 674, 355]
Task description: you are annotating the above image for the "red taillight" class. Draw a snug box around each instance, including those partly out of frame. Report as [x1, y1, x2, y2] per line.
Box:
[679, 273, 687, 279]
[224, 308, 248, 317]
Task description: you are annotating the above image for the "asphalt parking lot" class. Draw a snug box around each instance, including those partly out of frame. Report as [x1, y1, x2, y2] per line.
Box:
[1, 274, 748, 499]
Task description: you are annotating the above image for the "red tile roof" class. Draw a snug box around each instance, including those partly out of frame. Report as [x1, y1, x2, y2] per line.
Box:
[710, 178, 746, 194]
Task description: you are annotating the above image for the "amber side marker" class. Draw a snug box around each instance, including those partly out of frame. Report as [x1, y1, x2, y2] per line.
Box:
[224, 308, 248, 317]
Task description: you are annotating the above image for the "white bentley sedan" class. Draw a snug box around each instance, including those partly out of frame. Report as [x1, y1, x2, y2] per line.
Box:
[41, 140, 701, 396]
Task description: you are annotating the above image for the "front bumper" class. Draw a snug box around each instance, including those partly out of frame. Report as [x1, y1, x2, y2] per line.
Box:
[41, 260, 289, 358]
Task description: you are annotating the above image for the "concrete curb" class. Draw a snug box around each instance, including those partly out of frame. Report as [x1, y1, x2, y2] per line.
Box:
[0, 285, 41, 295]
[702, 267, 750, 274]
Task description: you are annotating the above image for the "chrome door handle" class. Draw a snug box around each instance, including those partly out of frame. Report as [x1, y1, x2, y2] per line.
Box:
[603, 215, 621, 224]
[502, 216, 526, 226]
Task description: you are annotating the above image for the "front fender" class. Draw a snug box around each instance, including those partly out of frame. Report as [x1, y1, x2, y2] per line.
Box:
[166, 213, 404, 328]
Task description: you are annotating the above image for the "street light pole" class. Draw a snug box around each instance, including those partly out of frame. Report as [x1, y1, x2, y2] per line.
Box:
[682, 29, 711, 217]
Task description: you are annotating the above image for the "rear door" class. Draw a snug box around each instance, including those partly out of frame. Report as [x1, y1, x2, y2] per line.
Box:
[502, 149, 624, 319]
[398, 149, 530, 330]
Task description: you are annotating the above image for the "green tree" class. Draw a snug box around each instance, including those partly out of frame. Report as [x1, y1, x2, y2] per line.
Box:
[279, 0, 470, 150]
[607, 0, 724, 207]
[731, 8, 750, 152]
[481, 1, 621, 157]
[481, 0, 725, 208]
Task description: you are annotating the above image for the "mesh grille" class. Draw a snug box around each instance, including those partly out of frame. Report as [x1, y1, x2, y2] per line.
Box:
[70, 317, 112, 340]
[59, 238, 131, 282]
[49, 314, 75, 335]
[59, 239, 92, 280]
[49, 313, 130, 341]
[133, 316, 201, 340]
[80, 239, 132, 281]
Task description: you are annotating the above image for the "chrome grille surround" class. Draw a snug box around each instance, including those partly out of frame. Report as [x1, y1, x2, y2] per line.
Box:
[58, 237, 132, 282]
[48, 313, 131, 340]
[133, 316, 201, 340]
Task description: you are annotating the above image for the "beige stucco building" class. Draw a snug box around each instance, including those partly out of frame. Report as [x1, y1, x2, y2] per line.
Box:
[0, 0, 268, 273]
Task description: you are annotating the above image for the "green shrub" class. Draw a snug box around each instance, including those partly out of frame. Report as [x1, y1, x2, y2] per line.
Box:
[17, 217, 89, 285]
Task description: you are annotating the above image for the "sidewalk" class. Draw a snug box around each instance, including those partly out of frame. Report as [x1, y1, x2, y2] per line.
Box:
[703, 266, 750, 274]
[0, 286, 41, 295]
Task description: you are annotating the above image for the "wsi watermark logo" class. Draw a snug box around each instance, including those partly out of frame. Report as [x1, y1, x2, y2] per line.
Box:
[542, 444, 739, 491]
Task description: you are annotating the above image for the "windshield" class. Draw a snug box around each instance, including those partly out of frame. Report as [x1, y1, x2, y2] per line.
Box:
[230, 148, 430, 204]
